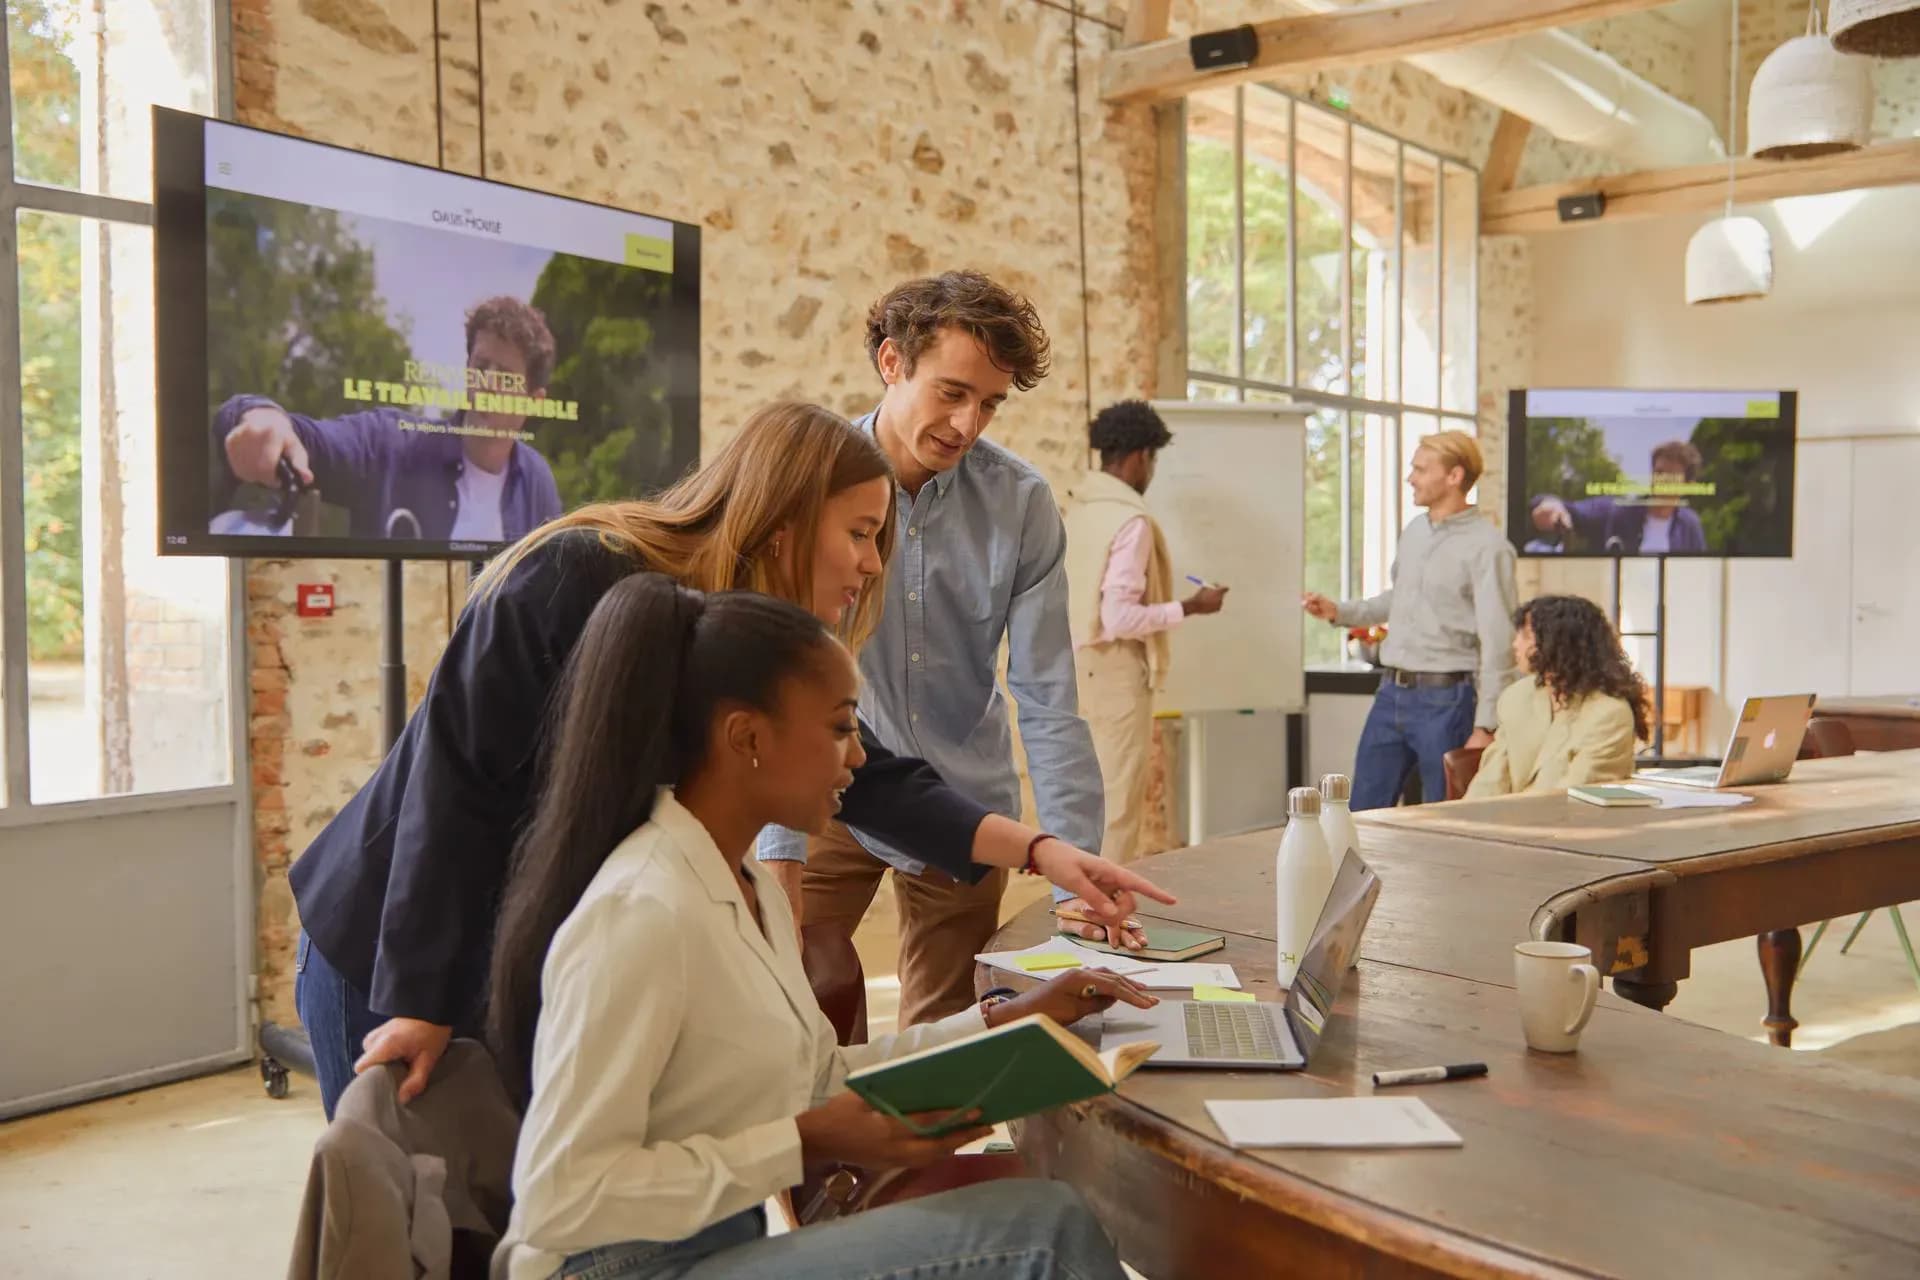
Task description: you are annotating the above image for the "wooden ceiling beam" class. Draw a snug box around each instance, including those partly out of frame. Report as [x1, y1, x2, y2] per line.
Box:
[1101, 0, 1672, 105]
[1481, 137, 1920, 234]
[1481, 111, 1532, 199]
[1123, 0, 1173, 46]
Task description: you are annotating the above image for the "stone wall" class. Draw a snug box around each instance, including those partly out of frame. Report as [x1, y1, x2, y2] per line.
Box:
[238, 0, 1163, 1022]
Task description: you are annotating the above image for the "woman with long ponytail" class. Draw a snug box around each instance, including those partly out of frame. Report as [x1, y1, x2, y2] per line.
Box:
[489, 575, 1144, 1280]
[290, 401, 1173, 1118]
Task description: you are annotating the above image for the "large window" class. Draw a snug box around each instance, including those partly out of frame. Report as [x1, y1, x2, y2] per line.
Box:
[2, 0, 231, 806]
[1185, 87, 1478, 668]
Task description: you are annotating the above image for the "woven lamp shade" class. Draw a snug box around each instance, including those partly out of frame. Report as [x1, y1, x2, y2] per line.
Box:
[1750, 34, 1874, 158]
[1685, 216, 1773, 305]
[1831, 0, 1920, 56]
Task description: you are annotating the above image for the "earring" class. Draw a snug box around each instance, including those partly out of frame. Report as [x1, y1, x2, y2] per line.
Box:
[770, 539, 782, 559]
[752, 756, 760, 770]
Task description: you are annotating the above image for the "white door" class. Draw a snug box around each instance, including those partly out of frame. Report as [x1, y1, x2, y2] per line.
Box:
[1850, 438, 1920, 696]
[1725, 441, 1855, 703]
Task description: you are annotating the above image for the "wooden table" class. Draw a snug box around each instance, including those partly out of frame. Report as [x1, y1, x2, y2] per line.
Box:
[985, 874, 1920, 1276]
[1357, 750, 1920, 1045]
[1123, 825, 1668, 985]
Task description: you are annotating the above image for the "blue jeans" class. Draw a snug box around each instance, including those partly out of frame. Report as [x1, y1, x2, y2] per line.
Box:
[1351, 678, 1477, 811]
[294, 931, 386, 1121]
[554, 1180, 1125, 1280]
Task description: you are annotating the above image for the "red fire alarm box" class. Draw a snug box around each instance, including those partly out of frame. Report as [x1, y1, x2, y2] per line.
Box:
[297, 583, 335, 618]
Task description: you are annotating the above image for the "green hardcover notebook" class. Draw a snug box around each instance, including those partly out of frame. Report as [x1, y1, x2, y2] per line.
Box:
[843, 1014, 1160, 1136]
[1059, 923, 1227, 962]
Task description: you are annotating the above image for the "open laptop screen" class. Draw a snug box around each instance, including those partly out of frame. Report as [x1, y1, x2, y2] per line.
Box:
[1283, 851, 1382, 1061]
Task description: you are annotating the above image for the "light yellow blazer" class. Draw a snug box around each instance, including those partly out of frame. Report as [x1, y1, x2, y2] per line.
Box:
[1465, 678, 1638, 799]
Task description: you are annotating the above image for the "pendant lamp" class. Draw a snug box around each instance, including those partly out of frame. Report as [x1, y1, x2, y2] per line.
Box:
[1831, 0, 1920, 56]
[1750, 3, 1875, 159]
[1687, 0, 1773, 305]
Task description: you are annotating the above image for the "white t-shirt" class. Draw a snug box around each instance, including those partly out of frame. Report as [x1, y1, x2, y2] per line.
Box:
[1640, 511, 1672, 554]
[450, 461, 508, 542]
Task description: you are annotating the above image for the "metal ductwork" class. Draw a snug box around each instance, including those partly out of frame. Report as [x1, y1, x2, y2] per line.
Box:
[1287, 3, 1727, 169]
[1408, 29, 1724, 168]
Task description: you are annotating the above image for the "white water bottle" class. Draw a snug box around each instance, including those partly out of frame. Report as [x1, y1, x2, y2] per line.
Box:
[1318, 773, 1360, 868]
[1318, 774, 1362, 970]
[1275, 786, 1336, 989]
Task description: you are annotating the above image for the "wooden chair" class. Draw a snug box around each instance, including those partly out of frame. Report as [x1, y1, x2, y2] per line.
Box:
[1797, 720, 1920, 990]
[1442, 746, 1485, 801]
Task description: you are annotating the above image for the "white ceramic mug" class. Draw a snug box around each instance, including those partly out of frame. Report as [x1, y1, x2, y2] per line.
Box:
[1514, 941, 1601, 1053]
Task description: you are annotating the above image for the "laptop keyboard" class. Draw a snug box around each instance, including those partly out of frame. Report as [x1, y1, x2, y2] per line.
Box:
[1183, 1003, 1284, 1061]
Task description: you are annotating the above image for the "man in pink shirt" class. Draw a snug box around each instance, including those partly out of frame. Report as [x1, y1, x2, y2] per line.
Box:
[1063, 401, 1227, 864]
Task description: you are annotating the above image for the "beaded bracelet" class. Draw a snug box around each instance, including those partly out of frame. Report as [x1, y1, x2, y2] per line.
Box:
[1019, 832, 1057, 876]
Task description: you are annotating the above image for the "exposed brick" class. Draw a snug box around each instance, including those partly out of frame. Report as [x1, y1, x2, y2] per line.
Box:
[250, 711, 291, 738]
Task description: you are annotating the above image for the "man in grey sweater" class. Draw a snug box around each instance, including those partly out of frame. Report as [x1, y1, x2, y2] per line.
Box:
[1304, 431, 1518, 810]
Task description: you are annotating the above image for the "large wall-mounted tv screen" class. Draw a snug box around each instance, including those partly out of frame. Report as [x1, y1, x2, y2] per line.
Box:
[1507, 388, 1796, 559]
[154, 107, 701, 559]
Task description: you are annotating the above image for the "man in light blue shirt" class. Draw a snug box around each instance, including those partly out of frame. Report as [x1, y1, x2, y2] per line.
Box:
[760, 271, 1109, 1029]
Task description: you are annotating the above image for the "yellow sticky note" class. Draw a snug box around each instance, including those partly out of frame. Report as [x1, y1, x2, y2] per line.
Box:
[1014, 952, 1082, 973]
[1193, 984, 1255, 1003]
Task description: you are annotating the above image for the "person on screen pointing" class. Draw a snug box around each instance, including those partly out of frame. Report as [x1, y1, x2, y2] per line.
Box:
[1302, 431, 1518, 811]
[212, 295, 564, 544]
[1527, 439, 1707, 555]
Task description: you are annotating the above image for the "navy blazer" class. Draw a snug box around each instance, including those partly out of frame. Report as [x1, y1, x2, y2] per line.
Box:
[289, 531, 993, 1025]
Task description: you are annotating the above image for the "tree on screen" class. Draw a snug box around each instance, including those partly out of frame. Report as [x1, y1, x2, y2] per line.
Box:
[205, 192, 413, 424]
[1524, 417, 1624, 501]
[1688, 417, 1785, 552]
[531, 253, 685, 506]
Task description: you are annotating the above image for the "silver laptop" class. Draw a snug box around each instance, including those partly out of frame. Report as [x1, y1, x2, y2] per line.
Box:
[1096, 850, 1380, 1072]
[1634, 693, 1815, 789]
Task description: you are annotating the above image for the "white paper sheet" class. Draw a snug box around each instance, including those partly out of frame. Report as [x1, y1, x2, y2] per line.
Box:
[975, 939, 1242, 989]
[1621, 784, 1757, 809]
[1204, 1097, 1464, 1149]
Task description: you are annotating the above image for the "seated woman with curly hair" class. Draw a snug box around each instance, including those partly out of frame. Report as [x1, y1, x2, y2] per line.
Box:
[1465, 594, 1649, 798]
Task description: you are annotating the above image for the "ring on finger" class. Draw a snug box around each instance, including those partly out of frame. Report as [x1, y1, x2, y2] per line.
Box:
[1079, 983, 1099, 999]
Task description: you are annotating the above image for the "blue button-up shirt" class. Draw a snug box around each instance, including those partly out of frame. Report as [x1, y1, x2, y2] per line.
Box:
[760, 410, 1103, 875]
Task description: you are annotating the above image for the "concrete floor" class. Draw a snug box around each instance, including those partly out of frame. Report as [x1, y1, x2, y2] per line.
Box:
[3, 891, 1915, 1280]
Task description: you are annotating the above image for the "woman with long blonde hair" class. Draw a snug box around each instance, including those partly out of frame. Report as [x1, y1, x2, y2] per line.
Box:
[290, 401, 1171, 1118]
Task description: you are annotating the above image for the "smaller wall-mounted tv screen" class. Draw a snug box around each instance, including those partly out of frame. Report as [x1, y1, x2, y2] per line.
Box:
[1507, 388, 1797, 559]
[154, 107, 701, 559]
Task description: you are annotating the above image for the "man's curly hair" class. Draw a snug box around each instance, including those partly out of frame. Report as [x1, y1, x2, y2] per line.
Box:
[1516, 594, 1650, 741]
[864, 271, 1051, 391]
[465, 296, 557, 390]
[1089, 400, 1172, 466]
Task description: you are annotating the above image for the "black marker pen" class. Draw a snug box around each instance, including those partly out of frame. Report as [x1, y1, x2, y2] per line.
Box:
[1371, 1062, 1488, 1088]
